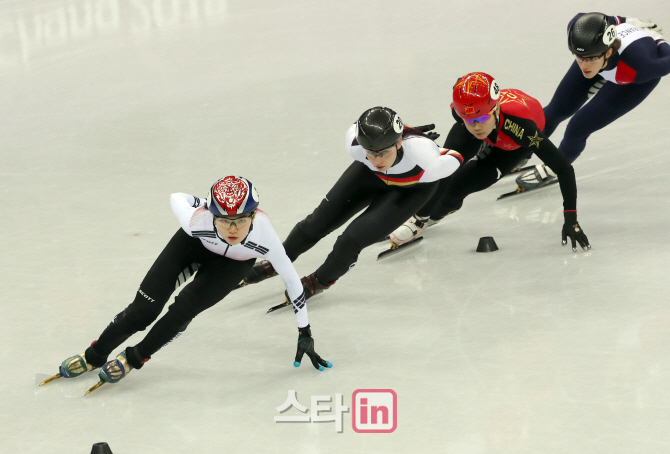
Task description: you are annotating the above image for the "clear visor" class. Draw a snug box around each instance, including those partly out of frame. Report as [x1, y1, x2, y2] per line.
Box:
[213, 211, 255, 228]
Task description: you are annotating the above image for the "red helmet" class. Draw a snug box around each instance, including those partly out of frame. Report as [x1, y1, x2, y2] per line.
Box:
[208, 176, 259, 217]
[452, 72, 500, 120]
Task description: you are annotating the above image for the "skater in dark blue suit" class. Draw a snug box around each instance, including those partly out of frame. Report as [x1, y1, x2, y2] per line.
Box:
[517, 12, 670, 189]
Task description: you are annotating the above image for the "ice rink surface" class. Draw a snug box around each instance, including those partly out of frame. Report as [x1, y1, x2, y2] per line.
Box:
[2, 0, 670, 452]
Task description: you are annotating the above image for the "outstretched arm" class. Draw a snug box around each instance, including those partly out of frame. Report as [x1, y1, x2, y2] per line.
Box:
[170, 193, 206, 235]
[261, 226, 332, 371]
[619, 35, 670, 84]
[501, 114, 590, 251]
[500, 114, 576, 211]
[266, 244, 308, 328]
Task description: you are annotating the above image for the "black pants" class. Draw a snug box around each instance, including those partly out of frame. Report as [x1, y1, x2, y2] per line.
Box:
[88, 229, 254, 369]
[282, 161, 438, 284]
[417, 123, 529, 220]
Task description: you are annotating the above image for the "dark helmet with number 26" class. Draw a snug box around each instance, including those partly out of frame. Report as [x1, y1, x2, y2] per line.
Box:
[568, 12, 617, 57]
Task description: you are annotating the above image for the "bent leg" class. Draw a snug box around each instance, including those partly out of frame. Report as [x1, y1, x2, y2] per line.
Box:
[543, 61, 597, 138]
[558, 78, 659, 163]
[418, 123, 483, 218]
[429, 148, 529, 220]
[282, 161, 380, 261]
[88, 230, 211, 366]
[128, 256, 256, 367]
[315, 182, 437, 283]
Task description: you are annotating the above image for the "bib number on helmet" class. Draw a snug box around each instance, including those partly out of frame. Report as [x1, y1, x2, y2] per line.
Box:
[490, 80, 500, 100]
[604, 25, 616, 45]
[392, 114, 403, 133]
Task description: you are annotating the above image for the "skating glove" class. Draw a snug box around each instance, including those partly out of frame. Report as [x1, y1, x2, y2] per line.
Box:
[295, 325, 332, 371]
[414, 124, 440, 141]
[643, 28, 664, 41]
[561, 211, 591, 252]
[626, 18, 663, 34]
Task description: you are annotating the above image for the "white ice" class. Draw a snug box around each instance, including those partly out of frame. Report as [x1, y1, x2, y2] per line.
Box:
[2, 0, 670, 453]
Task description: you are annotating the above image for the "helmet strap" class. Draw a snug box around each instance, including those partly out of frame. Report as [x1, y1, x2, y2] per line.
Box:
[391, 143, 403, 167]
[244, 210, 256, 238]
[600, 48, 614, 71]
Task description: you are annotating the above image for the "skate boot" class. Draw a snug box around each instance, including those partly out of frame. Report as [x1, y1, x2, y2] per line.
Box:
[239, 260, 278, 287]
[38, 353, 94, 386]
[85, 351, 133, 395]
[60, 353, 94, 378]
[515, 164, 557, 190]
[38, 341, 107, 386]
[301, 273, 333, 301]
[389, 215, 430, 246]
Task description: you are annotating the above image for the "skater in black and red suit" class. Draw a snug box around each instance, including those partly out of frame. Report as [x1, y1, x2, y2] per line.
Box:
[389, 72, 591, 252]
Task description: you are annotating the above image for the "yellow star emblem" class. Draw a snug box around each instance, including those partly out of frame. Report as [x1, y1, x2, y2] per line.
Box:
[527, 131, 543, 148]
[498, 91, 529, 107]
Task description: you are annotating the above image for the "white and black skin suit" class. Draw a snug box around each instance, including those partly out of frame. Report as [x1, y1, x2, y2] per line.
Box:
[260, 109, 463, 289]
[81, 193, 312, 371]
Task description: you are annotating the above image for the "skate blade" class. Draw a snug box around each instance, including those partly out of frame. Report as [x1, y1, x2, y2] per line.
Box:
[497, 179, 560, 200]
[377, 236, 424, 260]
[38, 373, 62, 386]
[84, 381, 105, 396]
[267, 291, 326, 313]
[507, 164, 534, 175]
[267, 297, 291, 313]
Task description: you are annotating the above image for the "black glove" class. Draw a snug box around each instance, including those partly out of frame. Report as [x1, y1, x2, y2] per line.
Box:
[562, 211, 591, 252]
[414, 124, 440, 141]
[295, 325, 332, 371]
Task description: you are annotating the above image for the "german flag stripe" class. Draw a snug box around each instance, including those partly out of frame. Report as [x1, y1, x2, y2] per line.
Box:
[377, 179, 421, 186]
[441, 149, 463, 163]
[373, 165, 423, 180]
[375, 169, 425, 185]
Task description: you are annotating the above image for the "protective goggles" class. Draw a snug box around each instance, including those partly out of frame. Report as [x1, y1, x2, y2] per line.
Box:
[213, 211, 255, 228]
[574, 52, 606, 63]
[365, 147, 395, 158]
[463, 106, 497, 125]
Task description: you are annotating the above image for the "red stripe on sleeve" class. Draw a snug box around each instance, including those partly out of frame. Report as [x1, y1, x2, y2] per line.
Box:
[447, 151, 464, 163]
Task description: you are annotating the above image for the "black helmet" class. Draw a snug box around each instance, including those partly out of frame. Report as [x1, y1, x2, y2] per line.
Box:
[568, 13, 617, 57]
[355, 107, 404, 152]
